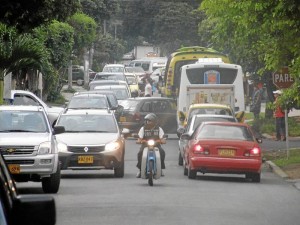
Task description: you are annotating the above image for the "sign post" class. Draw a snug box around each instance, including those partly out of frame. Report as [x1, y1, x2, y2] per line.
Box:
[272, 67, 294, 159]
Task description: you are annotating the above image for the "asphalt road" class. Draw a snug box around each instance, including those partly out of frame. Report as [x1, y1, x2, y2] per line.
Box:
[17, 138, 300, 225]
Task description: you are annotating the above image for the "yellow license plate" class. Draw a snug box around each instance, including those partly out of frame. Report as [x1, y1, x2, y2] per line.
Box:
[8, 164, 20, 174]
[78, 156, 94, 164]
[218, 149, 236, 157]
[119, 116, 126, 122]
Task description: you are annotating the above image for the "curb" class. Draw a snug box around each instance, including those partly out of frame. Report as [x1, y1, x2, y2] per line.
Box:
[266, 160, 300, 191]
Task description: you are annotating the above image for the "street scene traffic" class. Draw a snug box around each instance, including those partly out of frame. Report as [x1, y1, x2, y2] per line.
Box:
[1, 1, 300, 225]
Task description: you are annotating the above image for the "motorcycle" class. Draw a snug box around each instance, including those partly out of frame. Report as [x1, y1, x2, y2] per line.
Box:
[134, 134, 167, 186]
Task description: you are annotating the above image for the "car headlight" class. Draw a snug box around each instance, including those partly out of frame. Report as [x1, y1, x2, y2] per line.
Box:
[38, 141, 51, 154]
[105, 141, 121, 152]
[57, 142, 68, 153]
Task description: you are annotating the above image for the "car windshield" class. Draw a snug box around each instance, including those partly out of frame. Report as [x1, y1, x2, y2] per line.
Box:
[68, 96, 108, 109]
[196, 124, 253, 141]
[0, 111, 48, 133]
[57, 114, 118, 133]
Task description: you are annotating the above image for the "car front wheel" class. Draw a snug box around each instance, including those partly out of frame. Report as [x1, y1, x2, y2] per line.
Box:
[42, 165, 61, 193]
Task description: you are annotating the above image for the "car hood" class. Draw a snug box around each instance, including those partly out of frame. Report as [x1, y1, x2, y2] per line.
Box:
[55, 133, 120, 145]
[0, 133, 51, 145]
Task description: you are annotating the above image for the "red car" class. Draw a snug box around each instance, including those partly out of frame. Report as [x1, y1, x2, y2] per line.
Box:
[181, 121, 262, 182]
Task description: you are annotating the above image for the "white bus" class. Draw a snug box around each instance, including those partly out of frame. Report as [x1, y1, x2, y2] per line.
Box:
[179, 58, 245, 112]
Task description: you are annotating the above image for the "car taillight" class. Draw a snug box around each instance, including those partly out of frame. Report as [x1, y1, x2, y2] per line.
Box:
[193, 144, 208, 154]
[244, 147, 261, 156]
[133, 112, 141, 121]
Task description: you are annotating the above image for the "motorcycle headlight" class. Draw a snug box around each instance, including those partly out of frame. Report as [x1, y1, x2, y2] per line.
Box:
[147, 139, 155, 146]
[57, 142, 68, 153]
[38, 141, 51, 154]
[105, 141, 121, 152]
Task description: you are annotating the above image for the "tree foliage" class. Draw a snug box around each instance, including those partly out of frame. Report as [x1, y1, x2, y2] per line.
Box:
[0, 0, 80, 32]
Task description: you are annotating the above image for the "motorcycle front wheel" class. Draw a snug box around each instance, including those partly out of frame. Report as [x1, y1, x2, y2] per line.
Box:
[148, 160, 154, 186]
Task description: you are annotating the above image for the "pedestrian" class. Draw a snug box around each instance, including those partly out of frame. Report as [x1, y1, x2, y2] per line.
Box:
[273, 90, 286, 141]
[249, 83, 263, 138]
[144, 78, 152, 97]
[250, 83, 262, 119]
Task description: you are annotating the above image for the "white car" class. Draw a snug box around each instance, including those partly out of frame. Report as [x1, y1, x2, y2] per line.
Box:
[55, 109, 130, 177]
[0, 105, 65, 193]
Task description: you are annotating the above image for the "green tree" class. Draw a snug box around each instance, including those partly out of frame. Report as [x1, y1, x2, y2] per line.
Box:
[200, 0, 300, 110]
[0, 0, 80, 33]
[0, 23, 53, 103]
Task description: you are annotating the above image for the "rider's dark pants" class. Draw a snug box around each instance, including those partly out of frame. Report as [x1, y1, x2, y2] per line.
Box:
[136, 143, 165, 170]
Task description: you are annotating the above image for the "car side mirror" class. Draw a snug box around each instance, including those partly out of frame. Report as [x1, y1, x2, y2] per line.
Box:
[53, 125, 65, 135]
[180, 133, 191, 140]
[256, 138, 263, 143]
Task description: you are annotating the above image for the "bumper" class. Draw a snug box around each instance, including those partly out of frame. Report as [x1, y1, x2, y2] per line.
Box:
[59, 150, 124, 170]
[190, 156, 262, 174]
[4, 154, 58, 175]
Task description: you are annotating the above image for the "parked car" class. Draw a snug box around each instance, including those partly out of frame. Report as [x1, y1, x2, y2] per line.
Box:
[102, 64, 125, 73]
[94, 85, 131, 102]
[118, 97, 177, 134]
[177, 114, 238, 166]
[55, 109, 129, 177]
[181, 121, 262, 182]
[0, 153, 56, 225]
[3, 90, 64, 126]
[66, 93, 111, 110]
[0, 105, 65, 193]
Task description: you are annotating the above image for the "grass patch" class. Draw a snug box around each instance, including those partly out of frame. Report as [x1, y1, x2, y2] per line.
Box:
[263, 149, 300, 167]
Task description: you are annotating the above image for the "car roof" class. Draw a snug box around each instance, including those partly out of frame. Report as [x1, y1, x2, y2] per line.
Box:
[72, 93, 107, 98]
[76, 90, 117, 96]
[0, 105, 45, 112]
[103, 64, 124, 67]
[90, 80, 127, 84]
[61, 109, 113, 116]
[193, 114, 235, 119]
[95, 72, 125, 76]
[202, 121, 248, 127]
[94, 85, 128, 90]
[189, 103, 232, 109]
[122, 97, 175, 101]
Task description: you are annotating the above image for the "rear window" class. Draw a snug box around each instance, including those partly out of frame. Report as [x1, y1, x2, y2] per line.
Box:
[68, 96, 108, 109]
[94, 74, 126, 81]
[196, 124, 253, 141]
[190, 117, 236, 132]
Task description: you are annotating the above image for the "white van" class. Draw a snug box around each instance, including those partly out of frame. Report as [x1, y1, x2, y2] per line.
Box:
[128, 57, 167, 74]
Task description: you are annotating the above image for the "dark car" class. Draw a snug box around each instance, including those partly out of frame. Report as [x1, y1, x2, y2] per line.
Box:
[118, 97, 177, 134]
[0, 153, 56, 225]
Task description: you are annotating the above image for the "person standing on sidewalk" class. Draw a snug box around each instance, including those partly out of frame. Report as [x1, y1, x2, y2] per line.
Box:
[273, 90, 286, 141]
[250, 83, 263, 138]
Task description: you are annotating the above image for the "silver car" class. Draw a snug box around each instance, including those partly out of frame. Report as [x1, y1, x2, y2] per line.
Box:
[55, 109, 129, 177]
[0, 105, 64, 193]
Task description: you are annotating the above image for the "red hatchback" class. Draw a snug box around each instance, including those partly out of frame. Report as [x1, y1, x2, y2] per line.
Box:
[181, 121, 262, 182]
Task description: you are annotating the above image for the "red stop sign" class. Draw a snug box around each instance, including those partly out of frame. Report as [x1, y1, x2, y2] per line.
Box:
[272, 67, 294, 89]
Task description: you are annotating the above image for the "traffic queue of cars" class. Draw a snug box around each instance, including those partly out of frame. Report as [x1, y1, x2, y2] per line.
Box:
[0, 63, 263, 223]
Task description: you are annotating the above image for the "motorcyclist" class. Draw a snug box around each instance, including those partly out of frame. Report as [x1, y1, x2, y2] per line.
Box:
[136, 113, 166, 178]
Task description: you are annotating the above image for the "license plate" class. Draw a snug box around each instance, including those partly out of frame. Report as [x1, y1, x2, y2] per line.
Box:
[8, 164, 20, 174]
[218, 149, 235, 157]
[78, 156, 94, 164]
[119, 116, 126, 122]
